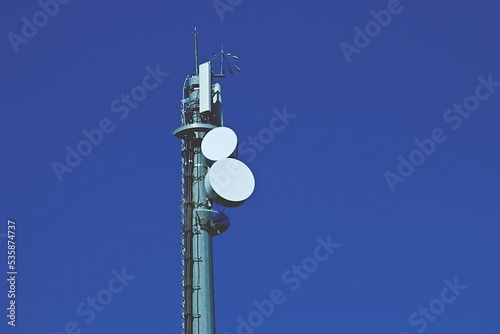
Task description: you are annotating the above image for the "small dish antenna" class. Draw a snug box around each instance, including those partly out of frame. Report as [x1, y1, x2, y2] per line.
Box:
[205, 158, 255, 207]
[201, 127, 238, 161]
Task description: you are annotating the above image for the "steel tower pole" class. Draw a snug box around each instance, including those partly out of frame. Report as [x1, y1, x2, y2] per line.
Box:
[191, 143, 216, 334]
[175, 72, 218, 334]
[175, 32, 246, 334]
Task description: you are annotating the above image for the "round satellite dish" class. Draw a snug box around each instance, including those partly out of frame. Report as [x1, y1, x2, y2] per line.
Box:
[201, 127, 238, 161]
[205, 158, 255, 207]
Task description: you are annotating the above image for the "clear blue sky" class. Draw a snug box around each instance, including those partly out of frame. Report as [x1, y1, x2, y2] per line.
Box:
[1, 0, 500, 333]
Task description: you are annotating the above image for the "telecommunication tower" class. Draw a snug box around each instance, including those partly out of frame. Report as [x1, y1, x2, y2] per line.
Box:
[173, 30, 255, 334]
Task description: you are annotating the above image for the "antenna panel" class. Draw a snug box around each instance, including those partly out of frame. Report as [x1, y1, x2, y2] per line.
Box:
[211, 83, 222, 126]
[199, 62, 212, 113]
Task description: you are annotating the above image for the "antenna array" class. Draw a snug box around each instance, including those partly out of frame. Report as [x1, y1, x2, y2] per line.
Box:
[173, 31, 255, 334]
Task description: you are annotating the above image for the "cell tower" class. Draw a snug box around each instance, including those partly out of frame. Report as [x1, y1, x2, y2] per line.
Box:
[173, 30, 255, 334]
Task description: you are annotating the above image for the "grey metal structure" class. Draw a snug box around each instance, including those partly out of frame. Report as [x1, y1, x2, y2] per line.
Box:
[173, 32, 238, 334]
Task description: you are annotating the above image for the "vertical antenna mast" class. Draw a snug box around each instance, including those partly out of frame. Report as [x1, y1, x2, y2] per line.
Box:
[193, 28, 199, 75]
[173, 31, 254, 334]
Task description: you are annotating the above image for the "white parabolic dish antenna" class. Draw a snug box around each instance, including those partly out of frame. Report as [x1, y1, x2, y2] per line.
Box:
[201, 127, 238, 161]
[205, 158, 255, 207]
